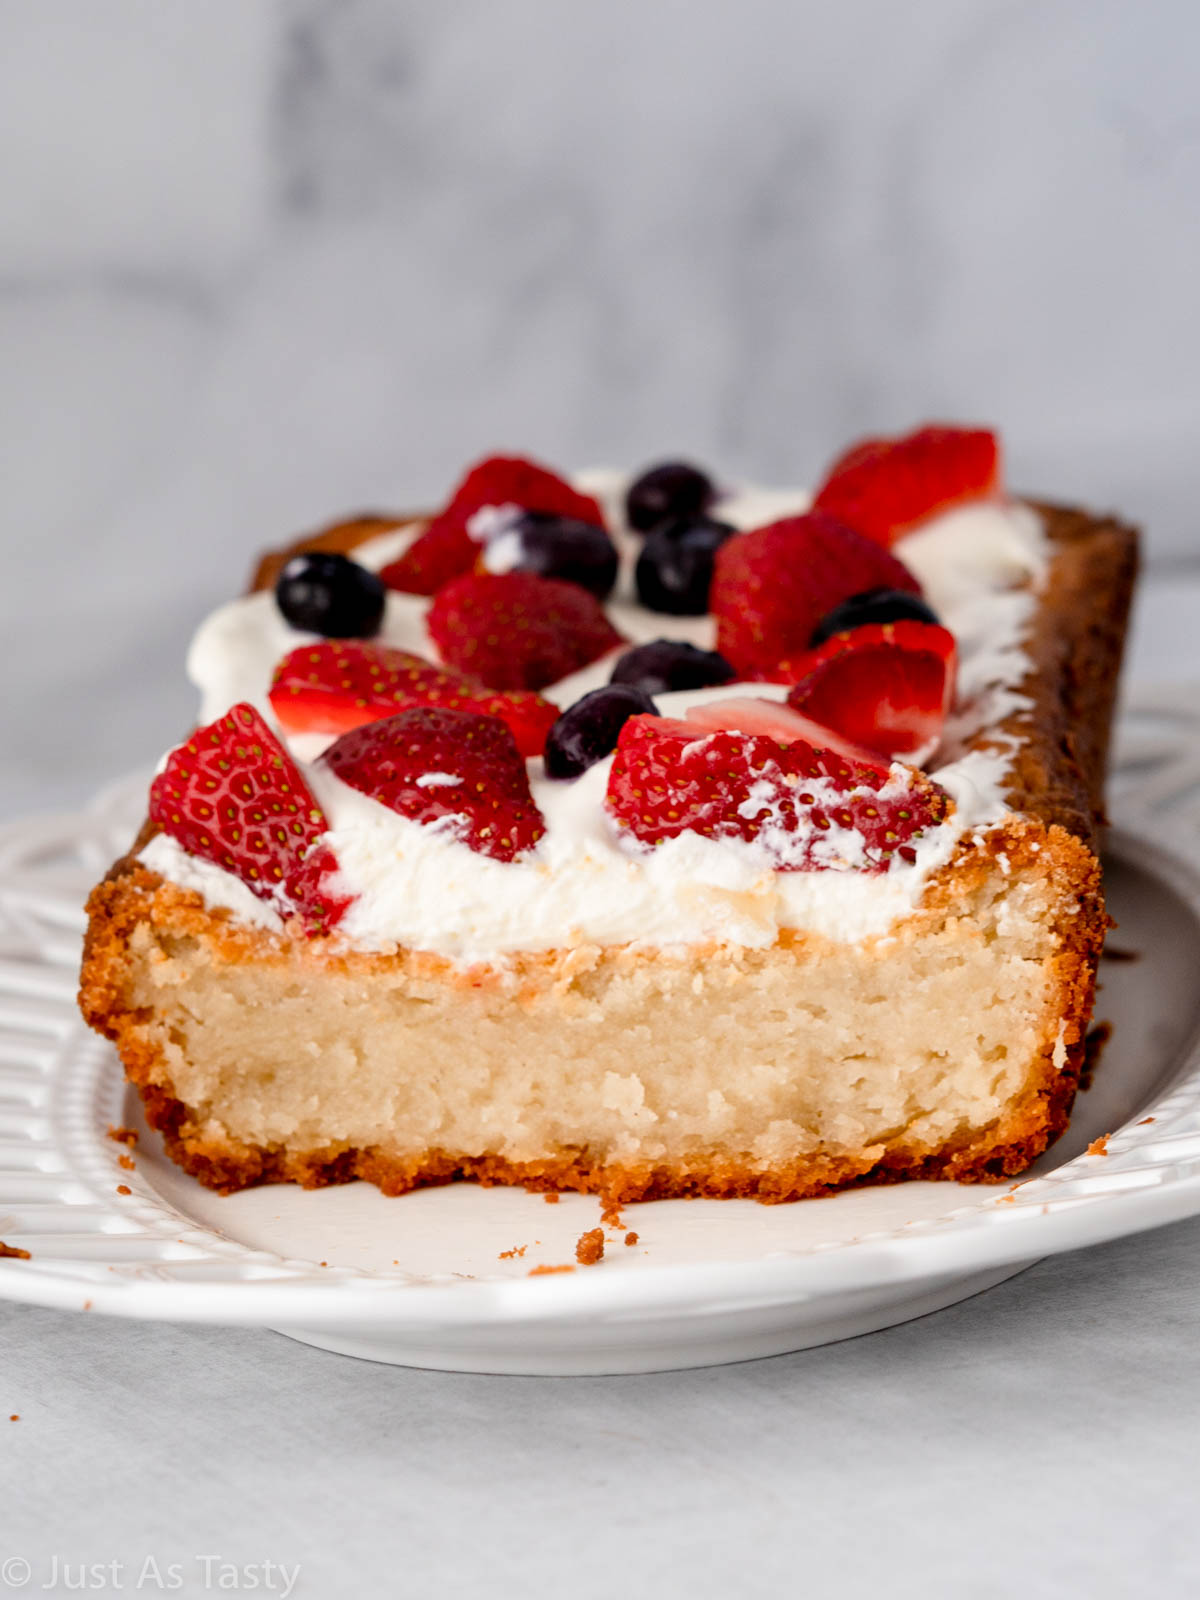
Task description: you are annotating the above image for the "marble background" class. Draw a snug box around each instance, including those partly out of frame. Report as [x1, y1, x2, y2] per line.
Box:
[4, 0, 1200, 815]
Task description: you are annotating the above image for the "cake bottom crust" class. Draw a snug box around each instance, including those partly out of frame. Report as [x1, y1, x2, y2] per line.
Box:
[129, 1110, 1084, 1205]
[80, 820, 1106, 1203]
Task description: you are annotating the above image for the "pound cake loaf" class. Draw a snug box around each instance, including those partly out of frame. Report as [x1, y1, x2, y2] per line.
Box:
[79, 426, 1137, 1201]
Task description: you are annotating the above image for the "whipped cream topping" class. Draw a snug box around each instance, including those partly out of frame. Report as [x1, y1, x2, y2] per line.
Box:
[139, 476, 1049, 963]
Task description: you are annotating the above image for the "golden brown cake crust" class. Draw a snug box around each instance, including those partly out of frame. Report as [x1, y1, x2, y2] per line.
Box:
[78, 499, 1135, 1201]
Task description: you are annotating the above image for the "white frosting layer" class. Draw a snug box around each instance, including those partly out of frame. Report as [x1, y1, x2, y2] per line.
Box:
[139, 477, 1049, 963]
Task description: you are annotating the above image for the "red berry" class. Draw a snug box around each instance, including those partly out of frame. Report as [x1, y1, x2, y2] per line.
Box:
[710, 511, 921, 680]
[322, 707, 545, 863]
[148, 703, 349, 934]
[785, 621, 957, 760]
[428, 571, 624, 691]
[813, 424, 1002, 546]
[268, 640, 558, 756]
[681, 695, 892, 773]
[605, 712, 951, 871]
[379, 455, 605, 596]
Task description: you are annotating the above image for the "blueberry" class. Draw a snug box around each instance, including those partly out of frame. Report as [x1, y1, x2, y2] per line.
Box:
[809, 587, 941, 646]
[275, 552, 386, 638]
[625, 461, 715, 534]
[635, 517, 734, 615]
[611, 639, 737, 696]
[495, 512, 618, 599]
[544, 685, 659, 779]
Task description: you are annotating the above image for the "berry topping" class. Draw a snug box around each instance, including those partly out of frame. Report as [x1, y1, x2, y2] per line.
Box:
[379, 455, 604, 596]
[813, 424, 1002, 546]
[322, 707, 545, 863]
[484, 511, 619, 599]
[681, 695, 892, 773]
[710, 510, 921, 679]
[786, 622, 957, 761]
[810, 586, 940, 646]
[605, 712, 951, 871]
[635, 516, 734, 615]
[625, 461, 716, 533]
[268, 640, 558, 756]
[148, 703, 349, 934]
[610, 639, 737, 696]
[544, 685, 660, 780]
[427, 571, 624, 692]
[274, 552, 386, 639]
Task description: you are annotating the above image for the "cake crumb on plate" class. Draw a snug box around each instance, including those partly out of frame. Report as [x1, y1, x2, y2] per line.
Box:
[576, 1228, 605, 1265]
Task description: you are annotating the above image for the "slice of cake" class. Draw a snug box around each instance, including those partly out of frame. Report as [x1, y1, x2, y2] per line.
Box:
[79, 427, 1137, 1201]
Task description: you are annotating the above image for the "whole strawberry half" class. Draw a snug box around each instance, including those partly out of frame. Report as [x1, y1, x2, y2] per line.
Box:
[605, 709, 951, 871]
[813, 423, 1002, 546]
[379, 454, 605, 596]
[427, 570, 624, 691]
[710, 511, 921, 680]
[148, 702, 350, 934]
[322, 706, 545, 862]
[785, 621, 957, 761]
[268, 640, 558, 756]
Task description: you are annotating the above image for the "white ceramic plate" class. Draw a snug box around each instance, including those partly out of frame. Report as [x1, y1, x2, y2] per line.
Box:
[3, 694, 1200, 1375]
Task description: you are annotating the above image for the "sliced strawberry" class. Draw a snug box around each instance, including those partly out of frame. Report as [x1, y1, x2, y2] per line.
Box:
[148, 702, 349, 934]
[428, 571, 624, 691]
[813, 423, 1002, 546]
[605, 713, 951, 871]
[785, 622, 957, 761]
[681, 695, 893, 773]
[379, 455, 605, 596]
[710, 511, 921, 680]
[268, 641, 558, 756]
[322, 707, 545, 862]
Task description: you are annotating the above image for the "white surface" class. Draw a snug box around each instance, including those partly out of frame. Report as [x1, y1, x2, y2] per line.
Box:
[7, 764, 1200, 1377]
